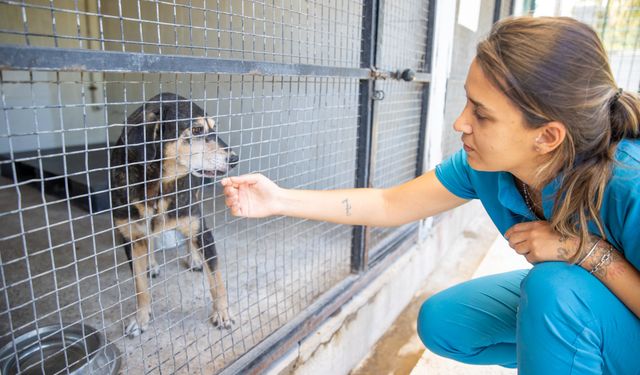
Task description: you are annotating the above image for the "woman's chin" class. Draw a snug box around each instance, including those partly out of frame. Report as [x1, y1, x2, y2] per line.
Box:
[466, 155, 496, 172]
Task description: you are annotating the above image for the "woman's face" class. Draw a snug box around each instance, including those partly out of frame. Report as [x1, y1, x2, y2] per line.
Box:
[454, 59, 539, 176]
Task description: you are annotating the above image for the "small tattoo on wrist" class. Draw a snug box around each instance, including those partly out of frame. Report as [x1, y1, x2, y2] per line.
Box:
[342, 198, 352, 216]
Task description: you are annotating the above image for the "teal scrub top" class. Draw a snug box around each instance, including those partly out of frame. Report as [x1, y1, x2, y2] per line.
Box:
[435, 139, 640, 270]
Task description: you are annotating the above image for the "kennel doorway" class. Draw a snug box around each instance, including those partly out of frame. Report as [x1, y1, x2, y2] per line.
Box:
[0, 0, 435, 373]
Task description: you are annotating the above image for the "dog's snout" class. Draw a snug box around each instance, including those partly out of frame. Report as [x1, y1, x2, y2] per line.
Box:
[228, 153, 239, 167]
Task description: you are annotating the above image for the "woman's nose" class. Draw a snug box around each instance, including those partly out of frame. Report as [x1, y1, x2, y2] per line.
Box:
[453, 105, 474, 134]
[453, 116, 473, 134]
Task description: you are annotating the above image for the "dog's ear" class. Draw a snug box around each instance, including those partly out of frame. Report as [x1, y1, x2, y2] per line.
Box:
[124, 111, 159, 164]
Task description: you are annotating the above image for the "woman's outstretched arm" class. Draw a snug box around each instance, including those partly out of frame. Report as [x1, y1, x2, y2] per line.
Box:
[220, 169, 469, 227]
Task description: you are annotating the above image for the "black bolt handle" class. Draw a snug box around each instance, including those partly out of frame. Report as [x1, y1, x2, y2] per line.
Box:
[399, 68, 416, 82]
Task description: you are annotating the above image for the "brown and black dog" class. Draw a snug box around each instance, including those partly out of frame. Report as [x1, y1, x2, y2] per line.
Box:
[110, 92, 237, 337]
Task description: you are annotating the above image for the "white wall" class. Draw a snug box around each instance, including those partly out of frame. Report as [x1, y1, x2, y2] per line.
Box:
[0, 1, 106, 153]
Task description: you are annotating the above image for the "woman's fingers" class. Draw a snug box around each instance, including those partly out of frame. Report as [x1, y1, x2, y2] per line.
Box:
[223, 185, 237, 198]
[221, 174, 261, 187]
[224, 196, 236, 207]
[222, 184, 249, 216]
[506, 230, 532, 255]
[221, 173, 273, 218]
[507, 230, 527, 248]
[512, 241, 530, 255]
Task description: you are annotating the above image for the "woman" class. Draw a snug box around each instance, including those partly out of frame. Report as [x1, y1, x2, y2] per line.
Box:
[222, 17, 640, 374]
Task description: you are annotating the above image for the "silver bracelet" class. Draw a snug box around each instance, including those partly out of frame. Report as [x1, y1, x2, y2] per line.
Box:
[590, 245, 613, 275]
[577, 239, 600, 266]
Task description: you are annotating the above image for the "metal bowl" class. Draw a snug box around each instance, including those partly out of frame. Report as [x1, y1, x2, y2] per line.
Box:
[0, 323, 120, 375]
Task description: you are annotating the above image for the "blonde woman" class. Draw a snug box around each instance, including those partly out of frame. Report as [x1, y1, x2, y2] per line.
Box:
[222, 17, 640, 374]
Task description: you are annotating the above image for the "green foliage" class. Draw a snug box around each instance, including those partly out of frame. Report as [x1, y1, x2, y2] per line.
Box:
[597, 0, 639, 52]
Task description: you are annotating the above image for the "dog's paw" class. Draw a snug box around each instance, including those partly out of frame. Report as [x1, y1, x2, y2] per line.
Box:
[148, 263, 161, 278]
[211, 310, 234, 330]
[125, 314, 150, 338]
[125, 319, 144, 338]
[187, 254, 204, 272]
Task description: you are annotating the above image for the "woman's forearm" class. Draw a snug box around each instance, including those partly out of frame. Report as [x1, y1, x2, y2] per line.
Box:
[276, 187, 392, 227]
[274, 170, 469, 227]
[580, 241, 640, 319]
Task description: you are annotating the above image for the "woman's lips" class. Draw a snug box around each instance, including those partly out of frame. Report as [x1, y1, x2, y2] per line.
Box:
[463, 143, 474, 152]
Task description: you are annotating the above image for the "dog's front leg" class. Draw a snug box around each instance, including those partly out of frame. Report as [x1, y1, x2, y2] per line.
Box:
[198, 229, 234, 329]
[187, 242, 205, 271]
[179, 218, 205, 271]
[126, 237, 152, 337]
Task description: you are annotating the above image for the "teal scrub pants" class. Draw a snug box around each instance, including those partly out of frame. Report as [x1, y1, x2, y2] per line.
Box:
[417, 262, 640, 374]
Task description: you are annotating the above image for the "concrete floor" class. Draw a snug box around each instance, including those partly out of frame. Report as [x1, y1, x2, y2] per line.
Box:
[0, 176, 353, 374]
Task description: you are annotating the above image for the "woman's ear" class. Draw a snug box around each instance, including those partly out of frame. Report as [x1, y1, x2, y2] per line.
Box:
[535, 121, 566, 154]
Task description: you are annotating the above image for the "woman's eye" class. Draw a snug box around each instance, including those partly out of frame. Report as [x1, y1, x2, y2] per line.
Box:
[473, 108, 486, 121]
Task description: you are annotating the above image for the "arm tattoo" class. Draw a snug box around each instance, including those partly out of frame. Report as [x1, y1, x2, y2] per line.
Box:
[342, 198, 352, 216]
[603, 251, 626, 279]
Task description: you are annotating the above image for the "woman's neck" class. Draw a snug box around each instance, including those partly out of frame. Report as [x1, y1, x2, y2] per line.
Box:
[512, 172, 538, 191]
[515, 176, 545, 219]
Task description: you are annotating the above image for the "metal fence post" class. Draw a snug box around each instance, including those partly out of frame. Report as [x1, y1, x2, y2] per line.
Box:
[351, 0, 381, 273]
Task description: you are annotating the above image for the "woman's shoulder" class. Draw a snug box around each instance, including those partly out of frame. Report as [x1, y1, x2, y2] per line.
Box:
[610, 139, 640, 195]
[615, 138, 640, 165]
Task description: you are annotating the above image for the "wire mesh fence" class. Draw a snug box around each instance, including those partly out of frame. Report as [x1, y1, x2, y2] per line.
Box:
[0, 0, 432, 373]
[368, 79, 424, 254]
[0, 0, 364, 66]
[367, 0, 431, 256]
[0, 71, 361, 373]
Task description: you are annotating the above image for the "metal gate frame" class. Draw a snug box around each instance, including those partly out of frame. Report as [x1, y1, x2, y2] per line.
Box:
[0, 0, 438, 373]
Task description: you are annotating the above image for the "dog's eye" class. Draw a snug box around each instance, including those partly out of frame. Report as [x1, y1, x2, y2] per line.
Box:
[191, 127, 204, 136]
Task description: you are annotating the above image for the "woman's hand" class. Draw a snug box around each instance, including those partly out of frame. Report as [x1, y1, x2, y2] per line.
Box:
[504, 221, 579, 264]
[220, 174, 283, 218]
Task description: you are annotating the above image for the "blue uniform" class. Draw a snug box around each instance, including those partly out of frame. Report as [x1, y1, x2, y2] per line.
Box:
[418, 139, 640, 374]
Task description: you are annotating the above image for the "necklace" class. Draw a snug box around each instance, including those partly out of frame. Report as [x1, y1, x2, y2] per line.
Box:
[520, 180, 543, 220]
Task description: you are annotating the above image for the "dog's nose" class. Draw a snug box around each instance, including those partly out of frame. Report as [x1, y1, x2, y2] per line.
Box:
[228, 153, 239, 167]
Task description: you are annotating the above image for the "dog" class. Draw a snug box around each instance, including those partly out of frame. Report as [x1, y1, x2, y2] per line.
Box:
[110, 92, 237, 337]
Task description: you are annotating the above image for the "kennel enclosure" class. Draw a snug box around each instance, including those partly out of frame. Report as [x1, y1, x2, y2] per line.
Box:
[0, 0, 436, 373]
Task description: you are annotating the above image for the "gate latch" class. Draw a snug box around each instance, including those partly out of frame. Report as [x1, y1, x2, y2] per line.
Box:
[393, 68, 416, 82]
[370, 68, 389, 80]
